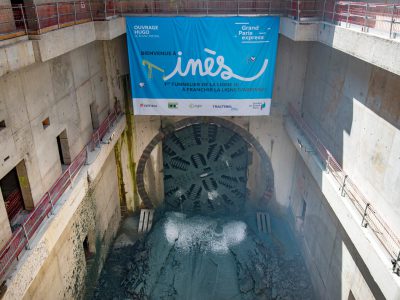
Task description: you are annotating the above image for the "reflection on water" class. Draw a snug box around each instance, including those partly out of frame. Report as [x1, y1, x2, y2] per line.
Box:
[89, 207, 314, 300]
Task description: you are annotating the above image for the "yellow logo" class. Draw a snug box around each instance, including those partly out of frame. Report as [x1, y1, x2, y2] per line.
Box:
[142, 60, 164, 79]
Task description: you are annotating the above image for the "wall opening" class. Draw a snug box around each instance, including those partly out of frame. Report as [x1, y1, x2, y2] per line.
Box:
[0, 120, 5, 132]
[0, 161, 33, 229]
[0, 168, 24, 224]
[83, 236, 91, 260]
[301, 198, 307, 220]
[83, 232, 96, 260]
[56, 129, 71, 167]
[348, 290, 355, 300]
[10, 0, 24, 6]
[90, 103, 99, 131]
[42, 117, 50, 129]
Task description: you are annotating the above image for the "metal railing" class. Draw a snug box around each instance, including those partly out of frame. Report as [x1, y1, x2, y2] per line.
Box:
[323, 1, 400, 38]
[0, 1, 399, 40]
[286, 0, 323, 20]
[0, 4, 27, 38]
[89, 106, 120, 151]
[4, 190, 23, 221]
[0, 108, 122, 282]
[288, 104, 400, 265]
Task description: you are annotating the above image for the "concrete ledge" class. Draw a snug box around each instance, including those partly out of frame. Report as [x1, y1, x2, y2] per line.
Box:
[279, 18, 319, 42]
[0, 40, 35, 77]
[2, 115, 126, 300]
[32, 22, 96, 62]
[1, 17, 399, 77]
[284, 116, 400, 300]
[318, 22, 400, 76]
[0, 35, 29, 48]
[94, 17, 126, 41]
[280, 17, 400, 76]
[0, 17, 126, 78]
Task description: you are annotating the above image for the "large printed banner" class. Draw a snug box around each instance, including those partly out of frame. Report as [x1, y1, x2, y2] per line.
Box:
[126, 16, 279, 116]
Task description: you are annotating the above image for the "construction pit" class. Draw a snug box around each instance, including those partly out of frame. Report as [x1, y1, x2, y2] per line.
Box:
[87, 121, 314, 300]
[0, 3, 400, 299]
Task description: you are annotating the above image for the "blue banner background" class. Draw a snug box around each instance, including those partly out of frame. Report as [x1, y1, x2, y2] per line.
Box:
[126, 16, 279, 115]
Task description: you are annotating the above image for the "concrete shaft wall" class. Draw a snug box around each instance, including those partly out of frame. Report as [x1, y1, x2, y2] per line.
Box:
[128, 32, 396, 299]
[0, 32, 127, 296]
[289, 153, 376, 300]
[21, 151, 121, 299]
[132, 33, 400, 298]
[102, 35, 139, 212]
[0, 39, 119, 247]
[0, 17, 398, 299]
[301, 42, 400, 232]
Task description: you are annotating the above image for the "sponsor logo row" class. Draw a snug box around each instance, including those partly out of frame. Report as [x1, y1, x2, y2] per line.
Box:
[139, 101, 267, 111]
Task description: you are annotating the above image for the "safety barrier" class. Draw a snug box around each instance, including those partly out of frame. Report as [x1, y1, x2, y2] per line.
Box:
[0, 1, 399, 40]
[114, 0, 285, 15]
[0, 108, 121, 282]
[4, 190, 23, 221]
[286, 0, 322, 20]
[323, 1, 400, 38]
[89, 106, 120, 151]
[0, 5, 27, 39]
[288, 104, 400, 266]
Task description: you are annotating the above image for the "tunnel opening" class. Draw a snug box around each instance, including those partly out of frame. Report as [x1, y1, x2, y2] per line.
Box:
[89, 118, 314, 299]
[163, 123, 249, 216]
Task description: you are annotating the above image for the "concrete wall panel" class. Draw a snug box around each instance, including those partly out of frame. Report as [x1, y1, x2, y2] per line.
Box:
[289, 154, 375, 300]
[21, 63, 54, 122]
[301, 42, 400, 233]
[50, 54, 75, 103]
[0, 39, 117, 229]
[20, 148, 121, 299]
[76, 80, 95, 142]
[249, 115, 296, 208]
[1, 74, 30, 133]
[70, 46, 91, 88]
[55, 92, 81, 158]
[91, 72, 109, 122]
[23, 250, 65, 300]
[272, 36, 309, 112]
[87, 41, 106, 77]
[93, 152, 120, 236]
[0, 192, 12, 249]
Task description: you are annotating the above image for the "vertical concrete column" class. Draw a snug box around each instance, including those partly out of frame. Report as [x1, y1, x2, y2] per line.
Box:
[134, 116, 164, 207]
[0, 189, 12, 249]
[16, 160, 34, 210]
[102, 40, 125, 112]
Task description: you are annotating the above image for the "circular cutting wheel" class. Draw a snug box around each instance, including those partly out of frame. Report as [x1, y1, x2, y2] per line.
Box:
[163, 123, 249, 215]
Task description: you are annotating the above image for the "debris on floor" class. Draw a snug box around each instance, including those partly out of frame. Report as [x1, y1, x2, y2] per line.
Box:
[90, 211, 314, 300]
